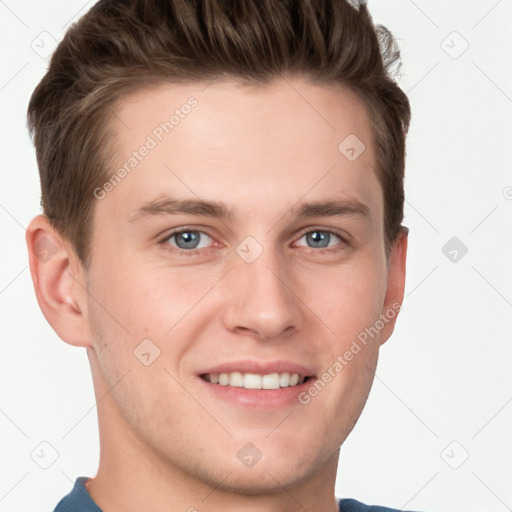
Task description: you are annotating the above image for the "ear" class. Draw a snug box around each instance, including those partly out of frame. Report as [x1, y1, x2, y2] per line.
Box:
[25, 215, 92, 347]
[379, 227, 408, 345]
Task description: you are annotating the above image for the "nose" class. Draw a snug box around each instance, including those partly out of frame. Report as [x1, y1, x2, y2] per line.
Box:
[220, 242, 304, 341]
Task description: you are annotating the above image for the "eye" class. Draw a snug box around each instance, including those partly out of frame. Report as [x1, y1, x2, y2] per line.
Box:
[160, 229, 214, 256]
[294, 229, 347, 252]
[159, 227, 348, 257]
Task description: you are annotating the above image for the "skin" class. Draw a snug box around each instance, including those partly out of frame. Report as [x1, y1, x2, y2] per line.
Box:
[26, 77, 407, 512]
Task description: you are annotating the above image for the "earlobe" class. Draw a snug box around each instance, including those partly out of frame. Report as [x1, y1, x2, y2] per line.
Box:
[25, 215, 92, 348]
[379, 227, 408, 345]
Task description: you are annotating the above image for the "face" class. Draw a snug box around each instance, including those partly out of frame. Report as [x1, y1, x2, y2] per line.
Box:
[83, 78, 403, 492]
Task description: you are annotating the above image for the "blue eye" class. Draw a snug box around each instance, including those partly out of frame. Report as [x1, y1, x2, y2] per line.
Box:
[296, 230, 342, 249]
[159, 227, 347, 257]
[162, 230, 213, 253]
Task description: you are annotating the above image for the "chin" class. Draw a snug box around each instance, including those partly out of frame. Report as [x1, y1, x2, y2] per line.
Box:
[202, 457, 318, 496]
[186, 436, 326, 496]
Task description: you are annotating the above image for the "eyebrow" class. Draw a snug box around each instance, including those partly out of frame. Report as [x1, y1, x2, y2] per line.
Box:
[128, 196, 370, 223]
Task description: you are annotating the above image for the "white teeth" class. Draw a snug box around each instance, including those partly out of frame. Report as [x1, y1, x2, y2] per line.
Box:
[243, 373, 261, 389]
[229, 372, 244, 387]
[204, 371, 304, 389]
[262, 373, 280, 389]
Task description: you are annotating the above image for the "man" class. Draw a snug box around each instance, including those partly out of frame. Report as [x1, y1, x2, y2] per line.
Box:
[25, 0, 415, 510]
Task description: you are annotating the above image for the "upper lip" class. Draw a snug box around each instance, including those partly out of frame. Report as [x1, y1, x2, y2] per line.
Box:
[198, 360, 316, 377]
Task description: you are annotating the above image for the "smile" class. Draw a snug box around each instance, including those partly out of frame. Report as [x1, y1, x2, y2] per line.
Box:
[200, 372, 309, 389]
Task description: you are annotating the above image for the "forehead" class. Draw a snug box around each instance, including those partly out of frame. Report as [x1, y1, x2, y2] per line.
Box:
[98, 78, 381, 226]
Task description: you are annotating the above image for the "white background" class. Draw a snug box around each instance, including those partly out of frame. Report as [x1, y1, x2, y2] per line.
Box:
[1, 1, 511, 511]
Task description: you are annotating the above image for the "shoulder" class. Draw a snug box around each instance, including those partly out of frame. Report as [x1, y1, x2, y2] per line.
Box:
[339, 497, 426, 512]
[52, 476, 102, 512]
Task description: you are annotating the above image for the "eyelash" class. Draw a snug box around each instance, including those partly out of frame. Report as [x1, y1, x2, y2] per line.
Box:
[158, 226, 349, 257]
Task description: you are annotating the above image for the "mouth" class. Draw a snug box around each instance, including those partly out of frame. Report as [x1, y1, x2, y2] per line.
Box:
[200, 371, 312, 389]
[196, 361, 316, 409]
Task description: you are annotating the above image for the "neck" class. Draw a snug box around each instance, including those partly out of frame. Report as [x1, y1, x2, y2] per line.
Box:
[85, 347, 340, 512]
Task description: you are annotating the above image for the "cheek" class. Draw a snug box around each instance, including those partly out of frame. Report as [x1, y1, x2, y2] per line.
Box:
[299, 257, 385, 418]
[311, 257, 386, 342]
[85, 259, 217, 384]
[85, 268, 197, 434]
[88, 258, 197, 337]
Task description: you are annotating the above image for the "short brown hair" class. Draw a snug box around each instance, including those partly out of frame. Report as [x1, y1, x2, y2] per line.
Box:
[27, 0, 411, 268]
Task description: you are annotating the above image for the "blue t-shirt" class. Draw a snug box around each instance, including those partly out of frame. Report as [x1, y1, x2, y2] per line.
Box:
[53, 476, 420, 512]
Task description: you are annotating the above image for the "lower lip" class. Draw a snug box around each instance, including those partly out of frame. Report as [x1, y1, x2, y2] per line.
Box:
[197, 376, 316, 409]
